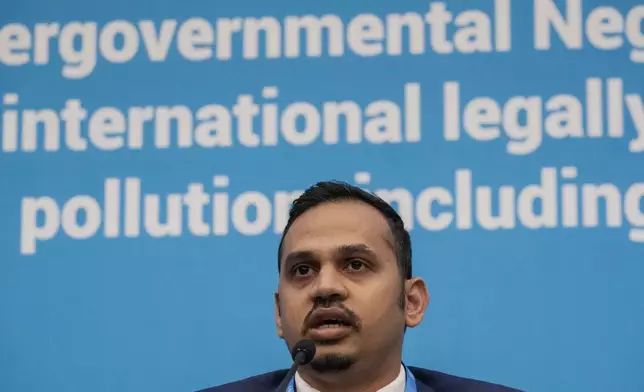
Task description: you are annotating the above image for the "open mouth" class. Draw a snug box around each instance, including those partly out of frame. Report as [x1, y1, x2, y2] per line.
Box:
[312, 318, 352, 329]
[306, 309, 356, 341]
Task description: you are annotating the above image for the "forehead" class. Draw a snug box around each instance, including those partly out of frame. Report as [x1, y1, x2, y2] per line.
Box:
[281, 200, 395, 259]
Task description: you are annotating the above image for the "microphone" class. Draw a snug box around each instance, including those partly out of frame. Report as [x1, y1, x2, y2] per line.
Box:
[275, 339, 316, 392]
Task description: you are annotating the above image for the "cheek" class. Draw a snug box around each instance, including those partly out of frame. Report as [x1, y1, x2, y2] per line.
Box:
[354, 283, 404, 325]
[279, 296, 309, 333]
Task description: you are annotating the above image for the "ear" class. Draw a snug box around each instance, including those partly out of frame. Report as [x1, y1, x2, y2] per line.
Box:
[404, 277, 429, 328]
[274, 291, 284, 338]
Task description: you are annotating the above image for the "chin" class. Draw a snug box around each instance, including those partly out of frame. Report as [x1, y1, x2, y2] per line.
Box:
[313, 338, 349, 346]
[311, 342, 356, 360]
[309, 352, 356, 373]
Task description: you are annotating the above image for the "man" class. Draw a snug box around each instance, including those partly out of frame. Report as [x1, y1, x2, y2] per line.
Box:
[199, 181, 522, 392]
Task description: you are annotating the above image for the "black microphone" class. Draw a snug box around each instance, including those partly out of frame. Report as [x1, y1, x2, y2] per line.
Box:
[275, 339, 316, 392]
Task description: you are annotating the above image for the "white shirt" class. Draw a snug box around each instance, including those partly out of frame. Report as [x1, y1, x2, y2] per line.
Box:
[294, 364, 406, 392]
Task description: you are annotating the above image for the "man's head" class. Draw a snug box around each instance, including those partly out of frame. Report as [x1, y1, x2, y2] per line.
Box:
[274, 181, 429, 375]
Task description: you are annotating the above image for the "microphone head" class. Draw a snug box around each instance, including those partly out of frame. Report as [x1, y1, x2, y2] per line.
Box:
[291, 339, 316, 365]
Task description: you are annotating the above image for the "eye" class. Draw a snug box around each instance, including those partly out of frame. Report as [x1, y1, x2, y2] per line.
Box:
[346, 259, 367, 271]
[293, 264, 315, 277]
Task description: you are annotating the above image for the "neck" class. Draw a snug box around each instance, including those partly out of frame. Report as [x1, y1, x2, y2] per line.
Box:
[297, 355, 402, 392]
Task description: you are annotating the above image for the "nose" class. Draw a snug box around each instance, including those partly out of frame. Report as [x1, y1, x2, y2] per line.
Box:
[309, 264, 348, 304]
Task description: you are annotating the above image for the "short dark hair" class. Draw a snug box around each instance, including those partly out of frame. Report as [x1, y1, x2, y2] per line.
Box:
[277, 181, 412, 280]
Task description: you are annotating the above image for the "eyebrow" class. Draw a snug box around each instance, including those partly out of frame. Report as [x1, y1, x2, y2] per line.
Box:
[336, 243, 378, 258]
[281, 244, 379, 271]
[282, 250, 316, 272]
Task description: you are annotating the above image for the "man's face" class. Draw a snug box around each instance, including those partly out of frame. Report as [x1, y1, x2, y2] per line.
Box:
[274, 200, 411, 371]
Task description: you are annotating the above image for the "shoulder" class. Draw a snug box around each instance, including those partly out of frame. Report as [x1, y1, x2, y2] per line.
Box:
[409, 366, 524, 392]
[195, 369, 288, 392]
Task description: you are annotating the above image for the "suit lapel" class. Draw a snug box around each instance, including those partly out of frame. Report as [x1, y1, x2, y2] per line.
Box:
[415, 378, 437, 392]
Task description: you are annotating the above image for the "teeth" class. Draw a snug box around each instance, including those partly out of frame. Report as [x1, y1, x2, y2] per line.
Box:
[314, 319, 349, 329]
[318, 323, 345, 329]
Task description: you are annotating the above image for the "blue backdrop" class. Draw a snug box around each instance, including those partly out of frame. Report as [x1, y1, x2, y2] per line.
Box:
[2, 0, 643, 391]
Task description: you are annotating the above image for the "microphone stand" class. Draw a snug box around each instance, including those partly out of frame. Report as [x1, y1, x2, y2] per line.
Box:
[275, 350, 308, 392]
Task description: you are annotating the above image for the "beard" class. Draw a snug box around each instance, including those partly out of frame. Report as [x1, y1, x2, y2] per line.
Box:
[309, 353, 356, 373]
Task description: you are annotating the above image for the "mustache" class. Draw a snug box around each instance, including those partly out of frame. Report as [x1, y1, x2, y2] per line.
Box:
[301, 297, 361, 334]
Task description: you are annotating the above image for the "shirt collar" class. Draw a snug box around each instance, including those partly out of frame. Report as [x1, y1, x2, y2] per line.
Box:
[294, 364, 406, 392]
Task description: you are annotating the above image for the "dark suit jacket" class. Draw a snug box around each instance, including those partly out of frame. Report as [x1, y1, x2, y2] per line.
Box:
[197, 366, 523, 391]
